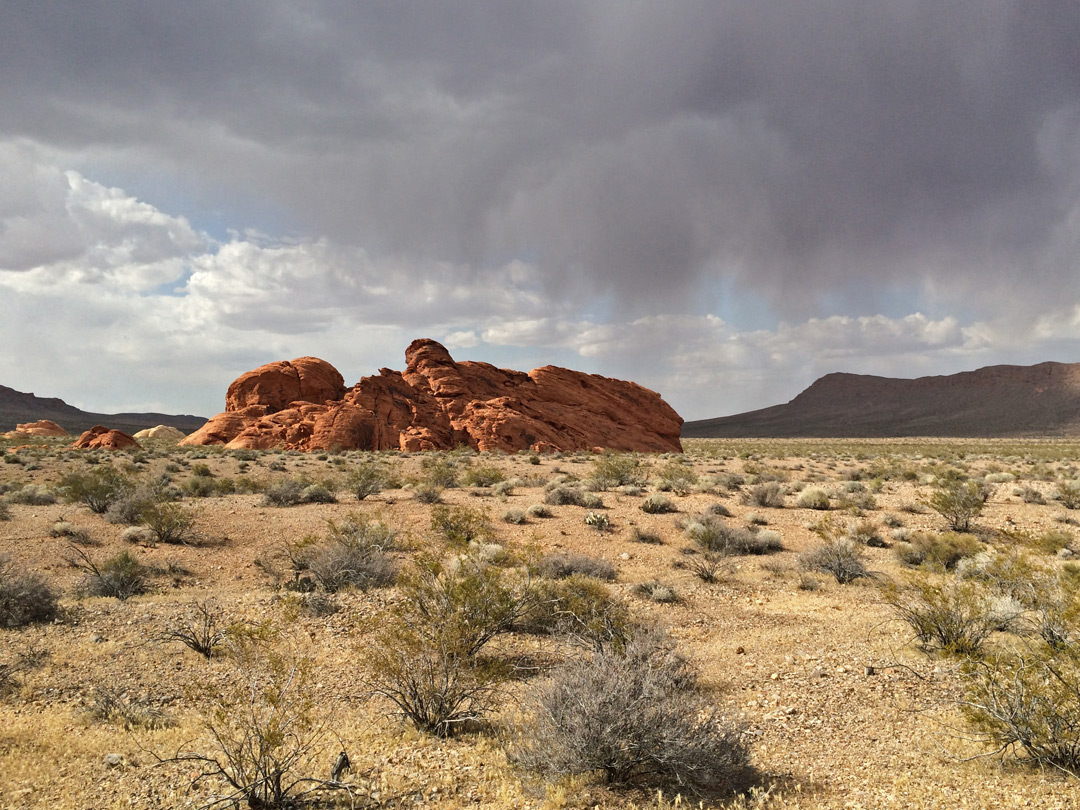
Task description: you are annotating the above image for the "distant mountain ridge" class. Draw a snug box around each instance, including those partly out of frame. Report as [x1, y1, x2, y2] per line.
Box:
[682, 361, 1080, 438]
[0, 384, 207, 436]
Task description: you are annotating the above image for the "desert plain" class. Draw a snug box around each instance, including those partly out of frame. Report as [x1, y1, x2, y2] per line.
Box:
[1, 436, 1079, 809]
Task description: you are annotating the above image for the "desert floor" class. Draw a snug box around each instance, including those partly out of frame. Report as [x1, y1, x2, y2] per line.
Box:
[2, 436, 1080, 809]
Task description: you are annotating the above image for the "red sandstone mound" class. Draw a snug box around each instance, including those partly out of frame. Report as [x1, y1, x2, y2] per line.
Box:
[182, 339, 683, 453]
[3, 419, 69, 438]
[73, 426, 140, 450]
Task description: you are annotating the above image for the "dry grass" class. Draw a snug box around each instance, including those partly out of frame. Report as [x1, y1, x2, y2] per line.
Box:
[1, 437, 1078, 807]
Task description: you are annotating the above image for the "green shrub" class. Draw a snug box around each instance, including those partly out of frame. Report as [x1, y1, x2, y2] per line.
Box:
[589, 453, 642, 490]
[72, 547, 148, 600]
[60, 467, 131, 513]
[1056, 480, 1080, 510]
[430, 505, 494, 547]
[520, 575, 631, 651]
[419, 454, 460, 488]
[881, 575, 1000, 656]
[895, 532, 984, 571]
[929, 480, 989, 531]
[364, 554, 529, 736]
[348, 461, 386, 500]
[140, 501, 196, 545]
[584, 511, 610, 533]
[461, 465, 506, 488]
[510, 627, 749, 795]
[655, 461, 698, 495]
[0, 555, 60, 628]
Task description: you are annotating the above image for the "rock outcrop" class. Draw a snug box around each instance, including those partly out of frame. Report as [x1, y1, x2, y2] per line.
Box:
[133, 425, 187, 442]
[73, 426, 140, 450]
[3, 419, 69, 438]
[181, 339, 683, 453]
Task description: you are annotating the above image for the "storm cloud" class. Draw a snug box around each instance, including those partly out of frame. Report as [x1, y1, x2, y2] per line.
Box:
[1, 2, 1079, 419]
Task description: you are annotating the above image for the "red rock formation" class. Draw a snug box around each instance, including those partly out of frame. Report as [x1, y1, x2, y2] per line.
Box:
[182, 339, 683, 453]
[72, 426, 140, 450]
[4, 419, 69, 438]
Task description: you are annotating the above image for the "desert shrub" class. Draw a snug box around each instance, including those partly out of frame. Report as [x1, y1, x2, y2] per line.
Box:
[708, 502, 733, 517]
[157, 599, 235, 660]
[140, 500, 196, 545]
[1056, 480, 1080, 510]
[881, 575, 1000, 656]
[521, 575, 631, 651]
[1032, 528, 1073, 555]
[419, 454, 460, 488]
[539, 553, 615, 582]
[83, 686, 171, 730]
[502, 508, 527, 525]
[411, 482, 443, 503]
[742, 482, 785, 508]
[167, 649, 334, 809]
[364, 554, 530, 736]
[929, 480, 989, 531]
[49, 520, 92, 544]
[430, 504, 494, 547]
[462, 465, 506, 488]
[640, 493, 676, 514]
[1017, 485, 1047, 505]
[882, 513, 904, 528]
[590, 452, 642, 490]
[796, 488, 831, 510]
[688, 552, 725, 583]
[122, 526, 156, 546]
[684, 515, 781, 556]
[180, 475, 216, 498]
[304, 523, 398, 594]
[544, 485, 586, 506]
[526, 503, 553, 518]
[299, 483, 336, 504]
[584, 511, 611, 533]
[262, 479, 305, 507]
[580, 491, 604, 509]
[799, 535, 868, 585]
[0, 501, 10, 521]
[72, 547, 148, 600]
[0, 555, 60, 628]
[60, 467, 131, 513]
[348, 460, 386, 501]
[634, 581, 678, 603]
[892, 531, 981, 570]
[6, 484, 57, 506]
[629, 527, 663, 544]
[510, 627, 750, 795]
[655, 461, 698, 495]
[962, 648, 1080, 777]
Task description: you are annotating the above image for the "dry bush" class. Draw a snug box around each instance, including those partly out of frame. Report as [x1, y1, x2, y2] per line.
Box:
[796, 487, 831, 510]
[69, 546, 149, 600]
[509, 626, 750, 796]
[742, 482, 785, 508]
[520, 575, 631, 652]
[629, 527, 663, 545]
[286, 514, 399, 594]
[881, 575, 1002, 656]
[156, 599, 237, 660]
[83, 686, 171, 730]
[1056, 480, 1080, 510]
[538, 552, 615, 582]
[640, 493, 676, 514]
[961, 647, 1080, 778]
[894, 531, 983, 571]
[0, 555, 59, 628]
[684, 515, 782, 556]
[800, 539, 868, 585]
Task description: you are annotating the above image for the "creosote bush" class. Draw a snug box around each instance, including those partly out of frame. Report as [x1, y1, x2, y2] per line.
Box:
[60, 467, 131, 513]
[742, 482, 785, 508]
[430, 504, 494, 547]
[538, 552, 615, 581]
[800, 518, 870, 584]
[589, 452, 642, 490]
[364, 553, 532, 736]
[0, 554, 60, 628]
[881, 575, 1001, 656]
[894, 531, 983, 570]
[510, 626, 750, 796]
[928, 480, 990, 531]
[684, 515, 782, 556]
[520, 574, 631, 651]
[70, 546, 148, 600]
[1056, 480, 1080, 510]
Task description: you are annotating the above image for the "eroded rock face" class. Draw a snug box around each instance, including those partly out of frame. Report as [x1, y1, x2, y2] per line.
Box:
[4, 420, 68, 438]
[182, 339, 683, 453]
[72, 426, 140, 450]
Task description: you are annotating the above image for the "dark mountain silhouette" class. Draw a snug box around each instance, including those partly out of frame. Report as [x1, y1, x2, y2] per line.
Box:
[682, 361, 1080, 438]
[0, 384, 206, 436]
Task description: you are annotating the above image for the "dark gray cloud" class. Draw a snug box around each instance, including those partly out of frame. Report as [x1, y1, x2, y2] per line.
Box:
[2, 2, 1080, 417]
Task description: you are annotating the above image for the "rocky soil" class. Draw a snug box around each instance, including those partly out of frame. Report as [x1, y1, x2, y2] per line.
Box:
[1, 437, 1079, 809]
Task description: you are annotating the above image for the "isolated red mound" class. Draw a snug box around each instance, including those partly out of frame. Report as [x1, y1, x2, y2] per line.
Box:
[4, 420, 69, 438]
[72, 426, 140, 450]
[181, 339, 683, 453]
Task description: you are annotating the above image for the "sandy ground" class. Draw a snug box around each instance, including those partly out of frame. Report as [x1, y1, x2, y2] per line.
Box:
[1, 437, 1079, 808]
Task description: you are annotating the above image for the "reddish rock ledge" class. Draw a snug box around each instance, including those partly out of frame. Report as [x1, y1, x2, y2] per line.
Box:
[73, 426, 140, 450]
[181, 339, 683, 453]
[3, 420, 69, 439]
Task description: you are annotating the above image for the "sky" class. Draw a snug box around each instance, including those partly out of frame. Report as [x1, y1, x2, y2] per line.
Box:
[1, 2, 1079, 422]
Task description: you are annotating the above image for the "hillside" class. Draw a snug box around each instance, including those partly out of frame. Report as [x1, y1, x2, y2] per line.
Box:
[0, 384, 207, 436]
[682, 361, 1080, 438]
